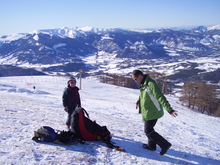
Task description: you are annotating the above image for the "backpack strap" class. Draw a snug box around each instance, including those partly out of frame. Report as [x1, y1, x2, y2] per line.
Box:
[82, 108, 90, 119]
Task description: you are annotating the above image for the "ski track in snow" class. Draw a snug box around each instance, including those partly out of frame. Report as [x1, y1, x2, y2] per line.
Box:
[0, 76, 219, 165]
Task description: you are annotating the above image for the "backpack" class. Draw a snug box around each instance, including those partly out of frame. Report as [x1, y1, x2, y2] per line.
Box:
[32, 126, 57, 142]
[32, 126, 79, 144]
[71, 107, 112, 143]
[32, 108, 125, 151]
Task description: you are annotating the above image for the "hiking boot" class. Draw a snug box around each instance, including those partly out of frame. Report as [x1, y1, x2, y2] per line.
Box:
[147, 131, 172, 155]
[142, 144, 156, 151]
[148, 138, 157, 150]
[160, 143, 172, 155]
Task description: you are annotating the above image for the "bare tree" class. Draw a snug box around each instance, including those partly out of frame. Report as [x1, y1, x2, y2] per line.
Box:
[99, 73, 136, 88]
[214, 103, 220, 117]
[195, 82, 218, 115]
[145, 71, 169, 94]
[180, 81, 220, 116]
[179, 82, 198, 108]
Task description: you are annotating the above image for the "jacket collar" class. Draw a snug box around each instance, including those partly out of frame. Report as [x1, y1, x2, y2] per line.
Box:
[140, 74, 148, 87]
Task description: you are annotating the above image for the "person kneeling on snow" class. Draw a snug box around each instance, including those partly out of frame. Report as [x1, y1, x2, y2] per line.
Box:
[62, 77, 81, 131]
[132, 70, 178, 155]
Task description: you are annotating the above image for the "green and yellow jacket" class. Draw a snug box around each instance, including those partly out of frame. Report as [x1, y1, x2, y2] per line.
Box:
[137, 75, 174, 121]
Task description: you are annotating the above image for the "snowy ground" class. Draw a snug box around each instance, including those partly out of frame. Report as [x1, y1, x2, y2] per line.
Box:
[0, 76, 219, 165]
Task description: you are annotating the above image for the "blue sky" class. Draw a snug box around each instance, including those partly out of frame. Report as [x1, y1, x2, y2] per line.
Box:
[0, 0, 220, 36]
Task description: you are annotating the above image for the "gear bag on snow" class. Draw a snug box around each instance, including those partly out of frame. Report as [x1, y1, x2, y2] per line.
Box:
[71, 107, 125, 151]
[32, 108, 125, 151]
[71, 107, 111, 142]
[32, 126, 79, 144]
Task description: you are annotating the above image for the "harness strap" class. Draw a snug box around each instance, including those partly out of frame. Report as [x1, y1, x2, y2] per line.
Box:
[82, 108, 90, 118]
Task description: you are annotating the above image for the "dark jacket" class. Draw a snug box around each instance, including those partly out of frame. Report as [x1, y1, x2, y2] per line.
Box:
[62, 86, 81, 111]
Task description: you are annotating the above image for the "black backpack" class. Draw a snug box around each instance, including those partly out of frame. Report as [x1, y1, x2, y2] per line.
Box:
[71, 107, 111, 143]
[32, 126, 79, 145]
[32, 108, 125, 151]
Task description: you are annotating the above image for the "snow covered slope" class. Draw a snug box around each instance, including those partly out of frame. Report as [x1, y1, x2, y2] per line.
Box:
[0, 76, 219, 164]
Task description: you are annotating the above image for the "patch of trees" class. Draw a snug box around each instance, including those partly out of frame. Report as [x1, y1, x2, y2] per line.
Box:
[98, 71, 172, 93]
[179, 81, 220, 117]
[99, 73, 137, 89]
[144, 71, 172, 94]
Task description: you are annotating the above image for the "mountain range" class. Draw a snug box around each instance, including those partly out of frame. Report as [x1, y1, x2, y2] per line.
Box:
[0, 25, 220, 86]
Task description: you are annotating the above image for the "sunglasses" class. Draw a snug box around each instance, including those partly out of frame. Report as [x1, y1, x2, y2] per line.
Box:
[133, 76, 139, 81]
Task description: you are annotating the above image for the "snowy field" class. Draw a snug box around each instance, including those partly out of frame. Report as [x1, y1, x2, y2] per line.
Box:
[0, 76, 219, 165]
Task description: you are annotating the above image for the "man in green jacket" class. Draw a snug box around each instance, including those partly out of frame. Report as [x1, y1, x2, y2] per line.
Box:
[132, 70, 178, 155]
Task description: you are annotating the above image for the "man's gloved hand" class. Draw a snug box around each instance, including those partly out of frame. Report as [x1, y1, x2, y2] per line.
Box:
[64, 107, 68, 112]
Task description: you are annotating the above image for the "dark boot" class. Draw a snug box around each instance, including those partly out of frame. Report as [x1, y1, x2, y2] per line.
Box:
[148, 138, 157, 150]
[142, 137, 157, 151]
[147, 131, 172, 155]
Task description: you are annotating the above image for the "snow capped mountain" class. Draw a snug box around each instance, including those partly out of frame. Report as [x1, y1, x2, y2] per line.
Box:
[0, 25, 220, 86]
[28, 27, 131, 39]
[0, 33, 27, 43]
[208, 24, 220, 30]
[192, 26, 208, 33]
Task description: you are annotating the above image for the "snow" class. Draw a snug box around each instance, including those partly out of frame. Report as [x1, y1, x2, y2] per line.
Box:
[53, 43, 67, 49]
[0, 76, 219, 165]
[208, 24, 220, 31]
[79, 27, 95, 32]
[0, 33, 27, 42]
[101, 34, 113, 40]
[33, 35, 39, 41]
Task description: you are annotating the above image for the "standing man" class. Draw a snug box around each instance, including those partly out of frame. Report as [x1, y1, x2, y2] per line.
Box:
[132, 70, 178, 155]
[62, 76, 81, 131]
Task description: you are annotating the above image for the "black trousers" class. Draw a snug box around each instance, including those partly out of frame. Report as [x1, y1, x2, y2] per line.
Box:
[144, 119, 158, 150]
[144, 119, 158, 135]
[144, 119, 171, 151]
